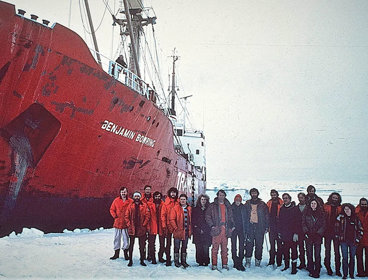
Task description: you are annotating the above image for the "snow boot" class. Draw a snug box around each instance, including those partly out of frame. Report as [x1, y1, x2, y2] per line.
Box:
[158, 252, 166, 263]
[110, 249, 120, 260]
[291, 261, 297, 274]
[152, 256, 157, 264]
[245, 257, 251, 268]
[166, 257, 172, 266]
[181, 253, 189, 268]
[297, 261, 306, 269]
[222, 264, 229, 270]
[281, 261, 289, 271]
[212, 265, 218, 270]
[123, 249, 129, 260]
[174, 253, 181, 267]
[140, 259, 147, 266]
[127, 259, 133, 267]
[325, 264, 333, 276]
[255, 259, 261, 267]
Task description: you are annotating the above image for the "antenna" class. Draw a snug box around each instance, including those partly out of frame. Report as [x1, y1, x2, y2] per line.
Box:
[169, 48, 179, 116]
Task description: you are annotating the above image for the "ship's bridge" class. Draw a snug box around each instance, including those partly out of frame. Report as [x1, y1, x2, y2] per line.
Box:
[173, 121, 206, 173]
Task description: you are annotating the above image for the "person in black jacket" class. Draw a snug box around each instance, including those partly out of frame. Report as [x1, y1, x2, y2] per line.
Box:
[244, 188, 269, 267]
[296, 192, 307, 270]
[231, 194, 247, 271]
[192, 194, 211, 266]
[278, 193, 299, 274]
[335, 203, 363, 279]
[302, 198, 326, 278]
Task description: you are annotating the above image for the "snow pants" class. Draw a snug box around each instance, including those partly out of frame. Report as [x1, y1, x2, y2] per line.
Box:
[269, 230, 282, 265]
[324, 236, 341, 272]
[113, 228, 129, 250]
[148, 234, 166, 260]
[195, 243, 210, 265]
[129, 235, 146, 261]
[306, 240, 322, 275]
[245, 223, 264, 261]
[231, 230, 245, 266]
[211, 227, 228, 266]
[356, 245, 368, 276]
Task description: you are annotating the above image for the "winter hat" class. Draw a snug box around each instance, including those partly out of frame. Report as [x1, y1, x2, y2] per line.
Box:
[133, 192, 142, 198]
[234, 194, 242, 202]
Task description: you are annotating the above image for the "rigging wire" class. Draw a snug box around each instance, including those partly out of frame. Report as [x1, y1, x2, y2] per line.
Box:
[78, 0, 109, 35]
[141, 29, 168, 106]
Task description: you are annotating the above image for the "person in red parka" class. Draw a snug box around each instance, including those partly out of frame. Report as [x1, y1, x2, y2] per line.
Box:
[169, 193, 192, 268]
[125, 191, 150, 267]
[109, 187, 132, 260]
[147, 191, 167, 264]
[141, 185, 153, 261]
[356, 198, 368, 277]
[267, 189, 283, 267]
[161, 187, 179, 266]
[323, 192, 342, 276]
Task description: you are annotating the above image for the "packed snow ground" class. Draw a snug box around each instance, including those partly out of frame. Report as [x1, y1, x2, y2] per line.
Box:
[1, 181, 366, 279]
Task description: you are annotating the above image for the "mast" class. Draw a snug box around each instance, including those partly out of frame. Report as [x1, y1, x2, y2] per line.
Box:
[122, 0, 141, 77]
[112, 1, 156, 77]
[169, 50, 179, 116]
[83, 0, 102, 66]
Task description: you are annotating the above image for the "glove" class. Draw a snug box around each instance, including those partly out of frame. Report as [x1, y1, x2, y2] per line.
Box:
[293, 233, 298, 242]
[305, 233, 309, 239]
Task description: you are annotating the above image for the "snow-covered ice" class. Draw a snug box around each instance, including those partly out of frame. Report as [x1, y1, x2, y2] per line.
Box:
[0, 181, 366, 279]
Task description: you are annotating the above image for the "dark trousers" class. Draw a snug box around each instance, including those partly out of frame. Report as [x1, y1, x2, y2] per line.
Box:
[245, 224, 264, 260]
[195, 243, 210, 265]
[174, 238, 188, 254]
[297, 237, 306, 265]
[341, 241, 357, 278]
[306, 241, 322, 275]
[269, 230, 282, 265]
[231, 230, 245, 265]
[129, 235, 146, 261]
[282, 240, 298, 264]
[356, 245, 368, 276]
[324, 236, 341, 272]
[148, 234, 166, 260]
[165, 232, 173, 260]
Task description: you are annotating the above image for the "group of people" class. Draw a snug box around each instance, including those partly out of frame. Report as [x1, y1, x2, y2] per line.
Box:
[109, 184, 368, 280]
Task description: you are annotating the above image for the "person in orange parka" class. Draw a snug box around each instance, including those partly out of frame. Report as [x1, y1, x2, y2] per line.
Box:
[147, 191, 167, 264]
[266, 189, 283, 267]
[356, 198, 368, 277]
[169, 193, 192, 268]
[125, 191, 150, 267]
[141, 185, 153, 261]
[109, 186, 133, 260]
[161, 187, 179, 266]
[323, 192, 342, 276]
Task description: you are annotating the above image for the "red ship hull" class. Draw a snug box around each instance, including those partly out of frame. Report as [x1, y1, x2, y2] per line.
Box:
[0, 2, 205, 237]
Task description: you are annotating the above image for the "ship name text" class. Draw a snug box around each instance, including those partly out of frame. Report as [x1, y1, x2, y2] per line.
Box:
[101, 120, 156, 148]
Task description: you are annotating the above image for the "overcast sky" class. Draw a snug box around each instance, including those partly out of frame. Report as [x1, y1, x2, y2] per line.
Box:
[9, 0, 368, 183]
